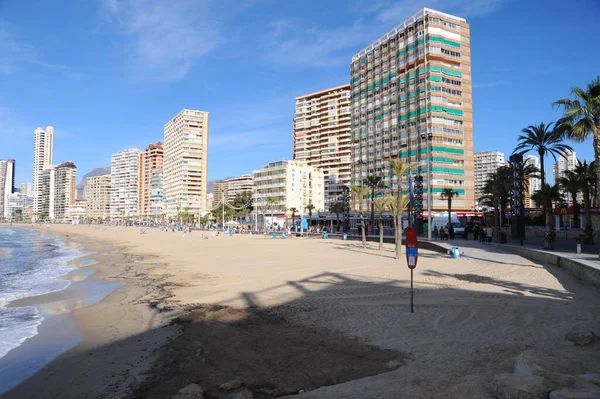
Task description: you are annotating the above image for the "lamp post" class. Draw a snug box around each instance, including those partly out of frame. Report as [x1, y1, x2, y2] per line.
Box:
[420, 132, 433, 240]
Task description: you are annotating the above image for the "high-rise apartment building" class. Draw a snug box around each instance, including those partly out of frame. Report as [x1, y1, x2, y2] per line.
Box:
[20, 182, 32, 197]
[139, 142, 164, 216]
[164, 109, 209, 216]
[524, 154, 541, 208]
[110, 149, 141, 218]
[36, 161, 77, 221]
[350, 8, 474, 211]
[226, 175, 253, 203]
[213, 179, 228, 205]
[38, 168, 55, 220]
[33, 126, 54, 214]
[149, 168, 164, 218]
[85, 174, 111, 219]
[552, 149, 577, 185]
[53, 162, 77, 220]
[474, 151, 504, 205]
[5, 192, 33, 221]
[294, 85, 352, 206]
[253, 160, 325, 217]
[0, 159, 15, 220]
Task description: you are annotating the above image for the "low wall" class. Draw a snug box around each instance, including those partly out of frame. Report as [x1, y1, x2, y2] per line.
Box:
[491, 244, 600, 289]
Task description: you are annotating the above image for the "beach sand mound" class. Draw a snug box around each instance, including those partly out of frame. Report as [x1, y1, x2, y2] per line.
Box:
[129, 305, 406, 399]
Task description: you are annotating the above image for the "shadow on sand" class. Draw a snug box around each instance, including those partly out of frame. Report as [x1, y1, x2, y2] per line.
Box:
[2, 247, 599, 399]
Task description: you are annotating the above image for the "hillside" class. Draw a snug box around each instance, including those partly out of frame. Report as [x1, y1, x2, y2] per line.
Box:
[76, 167, 110, 199]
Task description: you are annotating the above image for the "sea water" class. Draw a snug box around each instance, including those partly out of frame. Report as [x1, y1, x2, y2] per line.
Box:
[0, 227, 80, 359]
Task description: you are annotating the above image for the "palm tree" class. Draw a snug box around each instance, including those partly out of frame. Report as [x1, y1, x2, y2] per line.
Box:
[373, 197, 390, 251]
[514, 122, 573, 187]
[305, 201, 315, 233]
[266, 197, 277, 231]
[479, 166, 513, 239]
[553, 76, 600, 202]
[440, 188, 458, 230]
[364, 175, 385, 233]
[531, 184, 563, 249]
[388, 194, 410, 256]
[558, 170, 582, 228]
[389, 157, 414, 259]
[328, 202, 345, 232]
[289, 207, 298, 229]
[574, 161, 596, 244]
[351, 184, 369, 249]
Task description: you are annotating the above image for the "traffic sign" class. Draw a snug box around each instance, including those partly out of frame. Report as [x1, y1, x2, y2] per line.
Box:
[405, 227, 418, 313]
[405, 227, 418, 269]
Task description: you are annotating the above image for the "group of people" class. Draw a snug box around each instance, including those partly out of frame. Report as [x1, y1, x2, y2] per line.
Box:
[464, 224, 493, 242]
[433, 223, 495, 242]
[433, 225, 454, 241]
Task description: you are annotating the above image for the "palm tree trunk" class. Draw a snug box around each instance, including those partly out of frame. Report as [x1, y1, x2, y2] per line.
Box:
[378, 217, 383, 250]
[594, 125, 600, 205]
[543, 204, 554, 250]
[359, 213, 366, 249]
[370, 187, 375, 234]
[447, 199, 452, 229]
[583, 189, 593, 245]
[395, 194, 403, 260]
[539, 152, 546, 187]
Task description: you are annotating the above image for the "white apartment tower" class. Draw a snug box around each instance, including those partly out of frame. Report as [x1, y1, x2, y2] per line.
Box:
[53, 162, 77, 221]
[33, 126, 54, 214]
[110, 149, 141, 218]
[253, 160, 325, 217]
[552, 149, 577, 186]
[524, 154, 541, 208]
[163, 109, 209, 217]
[294, 85, 352, 206]
[0, 160, 16, 220]
[36, 161, 77, 221]
[20, 182, 32, 197]
[474, 151, 505, 204]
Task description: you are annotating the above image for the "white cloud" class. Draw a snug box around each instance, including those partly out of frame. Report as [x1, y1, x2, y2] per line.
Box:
[265, 0, 505, 68]
[99, 0, 222, 81]
[266, 20, 381, 67]
[0, 22, 86, 78]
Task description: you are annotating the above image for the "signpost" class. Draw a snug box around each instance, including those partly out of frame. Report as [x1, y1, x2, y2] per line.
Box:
[405, 227, 418, 313]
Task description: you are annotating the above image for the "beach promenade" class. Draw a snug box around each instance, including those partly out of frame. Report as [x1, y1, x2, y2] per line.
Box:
[3, 224, 600, 399]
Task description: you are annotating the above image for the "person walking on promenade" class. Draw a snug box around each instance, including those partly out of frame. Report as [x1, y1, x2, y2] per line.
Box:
[486, 226, 493, 242]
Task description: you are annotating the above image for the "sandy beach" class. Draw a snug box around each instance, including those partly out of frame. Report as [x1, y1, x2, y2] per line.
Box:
[3, 224, 600, 398]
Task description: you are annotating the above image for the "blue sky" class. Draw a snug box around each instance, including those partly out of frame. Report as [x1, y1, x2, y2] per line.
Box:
[1, 0, 598, 186]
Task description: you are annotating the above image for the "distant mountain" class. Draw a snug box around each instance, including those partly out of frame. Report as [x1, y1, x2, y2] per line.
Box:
[76, 167, 110, 199]
[207, 180, 216, 195]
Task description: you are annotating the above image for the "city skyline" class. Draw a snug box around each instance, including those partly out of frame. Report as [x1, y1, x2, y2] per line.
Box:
[1, 0, 599, 188]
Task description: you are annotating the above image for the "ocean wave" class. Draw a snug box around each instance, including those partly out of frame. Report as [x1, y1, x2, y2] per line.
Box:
[0, 228, 83, 359]
[0, 306, 43, 359]
[0, 229, 15, 236]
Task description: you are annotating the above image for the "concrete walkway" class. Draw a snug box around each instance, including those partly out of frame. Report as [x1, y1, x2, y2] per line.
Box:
[423, 237, 600, 288]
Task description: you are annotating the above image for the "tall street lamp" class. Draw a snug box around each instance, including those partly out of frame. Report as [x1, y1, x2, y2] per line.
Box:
[420, 132, 433, 240]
